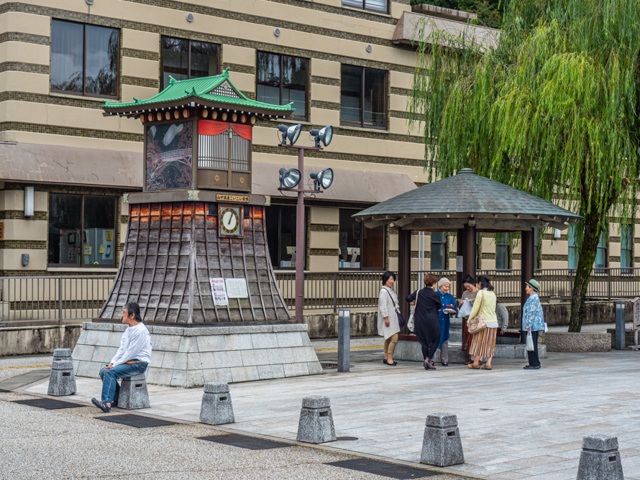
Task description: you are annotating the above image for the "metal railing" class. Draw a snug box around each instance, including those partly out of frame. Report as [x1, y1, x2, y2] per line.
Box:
[0, 276, 114, 327]
[0, 268, 638, 326]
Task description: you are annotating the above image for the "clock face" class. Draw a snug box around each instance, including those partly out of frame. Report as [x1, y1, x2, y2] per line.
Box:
[219, 205, 243, 236]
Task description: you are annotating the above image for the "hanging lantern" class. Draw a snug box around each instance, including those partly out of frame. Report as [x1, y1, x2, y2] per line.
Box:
[202, 109, 209, 118]
[139, 116, 145, 124]
[212, 111, 218, 120]
[173, 110, 180, 119]
[164, 111, 171, 120]
[147, 113, 154, 122]
[250, 116, 256, 125]
[232, 113, 238, 122]
[221, 112, 228, 121]
[240, 115, 247, 123]
[182, 109, 190, 118]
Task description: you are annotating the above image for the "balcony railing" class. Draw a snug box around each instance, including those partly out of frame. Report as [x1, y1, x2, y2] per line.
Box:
[0, 268, 637, 326]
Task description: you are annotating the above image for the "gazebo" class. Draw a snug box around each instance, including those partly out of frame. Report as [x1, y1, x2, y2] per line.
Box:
[354, 168, 581, 337]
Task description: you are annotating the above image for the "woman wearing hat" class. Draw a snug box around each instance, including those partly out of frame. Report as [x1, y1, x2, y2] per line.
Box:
[437, 277, 458, 366]
[523, 279, 544, 369]
[406, 273, 441, 370]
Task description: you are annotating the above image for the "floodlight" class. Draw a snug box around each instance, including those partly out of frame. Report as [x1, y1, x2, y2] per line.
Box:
[310, 167, 334, 191]
[279, 167, 301, 189]
[309, 125, 333, 148]
[278, 124, 302, 145]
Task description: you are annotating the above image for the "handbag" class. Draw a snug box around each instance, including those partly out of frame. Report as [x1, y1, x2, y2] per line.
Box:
[467, 291, 487, 334]
[458, 297, 472, 317]
[384, 288, 405, 328]
[407, 290, 418, 333]
[526, 331, 535, 351]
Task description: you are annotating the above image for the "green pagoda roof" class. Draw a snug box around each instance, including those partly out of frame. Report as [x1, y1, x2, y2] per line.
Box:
[354, 169, 581, 231]
[103, 68, 294, 118]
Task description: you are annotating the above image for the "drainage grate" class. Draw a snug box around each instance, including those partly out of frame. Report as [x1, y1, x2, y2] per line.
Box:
[96, 414, 176, 428]
[198, 433, 290, 450]
[12, 398, 84, 410]
[326, 459, 439, 479]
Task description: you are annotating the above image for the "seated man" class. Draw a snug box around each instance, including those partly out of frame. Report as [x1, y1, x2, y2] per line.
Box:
[91, 302, 152, 413]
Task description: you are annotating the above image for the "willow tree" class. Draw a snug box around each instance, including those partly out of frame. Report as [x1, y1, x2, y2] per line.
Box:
[409, 0, 640, 331]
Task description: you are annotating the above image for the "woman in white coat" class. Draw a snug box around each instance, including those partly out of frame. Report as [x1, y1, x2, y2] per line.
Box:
[378, 271, 401, 366]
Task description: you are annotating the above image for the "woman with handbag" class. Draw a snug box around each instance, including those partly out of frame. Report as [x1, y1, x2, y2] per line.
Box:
[406, 273, 441, 370]
[378, 271, 401, 366]
[459, 275, 479, 365]
[522, 278, 544, 370]
[467, 275, 498, 370]
[436, 277, 458, 366]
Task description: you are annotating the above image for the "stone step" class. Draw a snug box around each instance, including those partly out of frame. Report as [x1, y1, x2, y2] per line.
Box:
[394, 340, 547, 363]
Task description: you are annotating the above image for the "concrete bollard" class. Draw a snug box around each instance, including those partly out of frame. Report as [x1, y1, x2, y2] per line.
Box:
[47, 359, 76, 396]
[52, 348, 72, 362]
[338, 308, 350, 372]
[420, 412, 464, 467]
[118, 373, 150, 409]
[296, 396, 336, 444]
[200, 382, 235, 425]
[577, 434, 624, 480]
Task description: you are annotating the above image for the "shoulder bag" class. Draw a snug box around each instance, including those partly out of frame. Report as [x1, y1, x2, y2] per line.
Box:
[384, 288, 405, 328]
[467, 291, 487, 334]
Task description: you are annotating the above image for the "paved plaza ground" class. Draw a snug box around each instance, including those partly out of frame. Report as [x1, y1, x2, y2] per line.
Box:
[1, 332, 639, 479]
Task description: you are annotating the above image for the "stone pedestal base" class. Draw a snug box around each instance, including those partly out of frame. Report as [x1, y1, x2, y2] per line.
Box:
[72, 322, 322, 387]
[394, 339, 547, 363]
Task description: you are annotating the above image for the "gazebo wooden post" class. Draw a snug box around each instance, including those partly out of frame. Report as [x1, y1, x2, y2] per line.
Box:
[520, 228, 535, 343]
[456, 228, 466, 299]
[463, 223, 476, 282]
[398, 228, 412, 321]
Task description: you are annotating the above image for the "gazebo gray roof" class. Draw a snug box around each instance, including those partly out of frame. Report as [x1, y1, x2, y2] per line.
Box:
[354, 168, 581, 231]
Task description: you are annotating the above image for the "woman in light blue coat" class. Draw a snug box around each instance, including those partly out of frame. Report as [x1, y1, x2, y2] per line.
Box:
[523, 278, 544, 370]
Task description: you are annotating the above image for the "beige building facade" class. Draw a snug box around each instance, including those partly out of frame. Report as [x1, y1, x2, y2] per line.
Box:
[0, 0, 635, 286]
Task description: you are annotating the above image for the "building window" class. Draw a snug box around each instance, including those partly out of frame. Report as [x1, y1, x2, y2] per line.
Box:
[257, 52, 308, 121]
[340, 65, 387, 129]
[51, 20, 119, 97]
[161, 37, 220, 89]
[48, 194, 117, 266]
[568, 224, 578, 269]
[342, 0, 387, 14]
[339, 209, 384, 269]
[621, 224, 633, 271]
[595, 231, 608, 271]
[496, 233, 510, 270]
[266, 206, 306, 269]
[431, 232, 447, 270]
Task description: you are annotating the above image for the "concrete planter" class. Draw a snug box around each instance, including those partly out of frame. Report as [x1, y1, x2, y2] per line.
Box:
[0, 325, 81, 356]
[544, 332, 611, 352]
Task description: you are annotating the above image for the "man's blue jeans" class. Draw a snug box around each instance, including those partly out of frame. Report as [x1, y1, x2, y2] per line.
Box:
[99, 363, 148, 404]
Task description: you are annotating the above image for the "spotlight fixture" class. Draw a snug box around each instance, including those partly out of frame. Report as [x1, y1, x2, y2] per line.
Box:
[309, 125, 333, 148]
[278, 123, 302, 145]
[310, 167, 334, 191]
[279, 167, 302, 189]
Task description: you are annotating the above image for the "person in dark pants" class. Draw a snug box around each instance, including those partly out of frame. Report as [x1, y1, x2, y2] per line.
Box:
[522, 279, 544, 370]
[406, 274, 441, 370]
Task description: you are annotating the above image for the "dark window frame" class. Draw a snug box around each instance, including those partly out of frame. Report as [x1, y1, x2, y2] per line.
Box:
[256, 51, 309, 122]
[47, 193, 118, 268]
[496, 233, 510, 270]
[50, 19, 120, 99]
[342, 0, 389, 14]
[160, 36, 221, 89]
[621, 224, 634, 271]
[430, 232, 447, 270]
[266, 205, 307, 270]
[339, 208, 386, 270]
[340, 64, 388, 130]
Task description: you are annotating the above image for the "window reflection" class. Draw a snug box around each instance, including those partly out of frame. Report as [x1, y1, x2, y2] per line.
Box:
[257, 52, 308, 120]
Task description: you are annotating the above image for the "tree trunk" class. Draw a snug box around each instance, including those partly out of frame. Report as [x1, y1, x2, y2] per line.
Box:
[568, 209, 602, 332]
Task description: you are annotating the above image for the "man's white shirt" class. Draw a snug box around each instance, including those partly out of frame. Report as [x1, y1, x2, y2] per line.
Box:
[110, 322, 152, 366]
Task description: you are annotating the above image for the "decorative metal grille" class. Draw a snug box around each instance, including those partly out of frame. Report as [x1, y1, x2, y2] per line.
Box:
[210, 81, 240, 98]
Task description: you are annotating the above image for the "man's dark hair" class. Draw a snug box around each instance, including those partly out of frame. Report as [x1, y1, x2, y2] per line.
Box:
[382, 271, 396, 285]
[124, 302, 142, 322]
[477, 275, 494, 291]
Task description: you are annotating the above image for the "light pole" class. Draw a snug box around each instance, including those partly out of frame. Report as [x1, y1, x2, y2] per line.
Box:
[278, 124, 333, 323]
